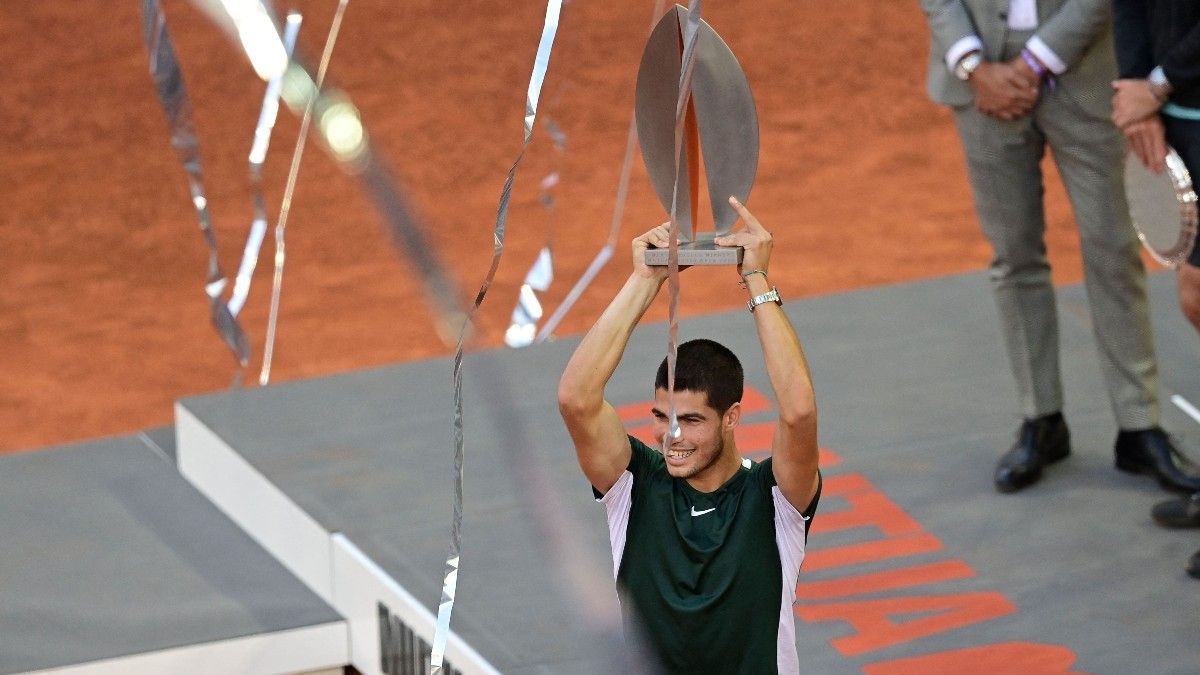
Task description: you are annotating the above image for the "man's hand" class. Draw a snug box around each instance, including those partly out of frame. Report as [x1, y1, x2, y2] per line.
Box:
[632, 223, 673, 281]
[970, 61, 1039, 120]
[1113, 79, 1163, 129]
[1123, 115, 1168, 174]
[714, 196, 772, 276]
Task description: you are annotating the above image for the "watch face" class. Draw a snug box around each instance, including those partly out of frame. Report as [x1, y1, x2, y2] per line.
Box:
[748, 288, 781, 311]
[1149, 66, 1171, 91]
[955, 54, 980, 81]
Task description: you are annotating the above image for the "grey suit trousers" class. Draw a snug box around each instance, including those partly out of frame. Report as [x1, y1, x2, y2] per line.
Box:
[951, 34, 1160, 430]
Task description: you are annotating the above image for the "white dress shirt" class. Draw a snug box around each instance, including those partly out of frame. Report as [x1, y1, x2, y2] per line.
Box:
[944, 0, 1067, 75]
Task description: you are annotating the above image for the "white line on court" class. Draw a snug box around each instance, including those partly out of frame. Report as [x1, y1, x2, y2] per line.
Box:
[1171, 394, 1200, 426]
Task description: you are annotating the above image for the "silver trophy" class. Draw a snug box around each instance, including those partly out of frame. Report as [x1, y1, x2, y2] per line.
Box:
[1125, 146, 1198, 268]
[636, 4, 759, 266]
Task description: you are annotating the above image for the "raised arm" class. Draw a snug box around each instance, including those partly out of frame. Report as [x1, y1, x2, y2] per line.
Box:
[716, 198, 819, 511]
[558, 225, 672, 493]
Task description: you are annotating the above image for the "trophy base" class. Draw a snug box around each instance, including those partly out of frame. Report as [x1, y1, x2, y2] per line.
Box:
[644, 241, 743, 266]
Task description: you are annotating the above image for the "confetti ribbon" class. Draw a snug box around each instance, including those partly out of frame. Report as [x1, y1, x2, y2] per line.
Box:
[543, 116, 568, 151]
[260, 0, 351, 385]
[504, 245, 554, 348]
[664, 0, 703, 445]
[185, 3, 633, 670]
[505, 118, 565, 348]
[227, 11, 301, 320]
[434, 2, 563, 669]
[181, 0, 468, 336]
[141, 0, 250, 365]
[533, 0, 667, 344]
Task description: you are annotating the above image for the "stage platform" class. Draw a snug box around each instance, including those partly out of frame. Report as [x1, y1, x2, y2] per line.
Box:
[4, 271, 1198, 674]
[173, 270, 1199, 674]
[0, 431, 348, 675]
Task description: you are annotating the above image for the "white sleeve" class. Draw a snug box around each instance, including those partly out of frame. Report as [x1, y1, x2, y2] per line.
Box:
[946, 35, 983, 70]
[598, 470, 634, 579]
[1026, 36, 1068, 74]
[772, 486, 810, 675]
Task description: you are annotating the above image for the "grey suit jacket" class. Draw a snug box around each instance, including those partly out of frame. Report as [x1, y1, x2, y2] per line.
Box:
[919, 0, 1118, 118]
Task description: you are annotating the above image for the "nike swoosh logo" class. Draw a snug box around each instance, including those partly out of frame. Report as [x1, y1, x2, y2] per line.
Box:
[690, 506, 716, 517]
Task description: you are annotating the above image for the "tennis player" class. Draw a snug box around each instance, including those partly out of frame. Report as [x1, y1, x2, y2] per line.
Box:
[558, 197, 821, 673]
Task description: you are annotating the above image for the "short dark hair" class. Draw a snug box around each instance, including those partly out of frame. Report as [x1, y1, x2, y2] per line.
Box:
[654, 339, 744, 413]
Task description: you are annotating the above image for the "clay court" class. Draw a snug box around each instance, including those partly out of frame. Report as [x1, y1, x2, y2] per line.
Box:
[1, 0, 1098, 455]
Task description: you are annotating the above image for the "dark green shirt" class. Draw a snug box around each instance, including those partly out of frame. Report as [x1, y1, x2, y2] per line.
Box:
[597, 436, 819, 674]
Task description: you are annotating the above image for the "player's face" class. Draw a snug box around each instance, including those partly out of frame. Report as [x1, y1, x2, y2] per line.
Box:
[651, 388, 734, 482]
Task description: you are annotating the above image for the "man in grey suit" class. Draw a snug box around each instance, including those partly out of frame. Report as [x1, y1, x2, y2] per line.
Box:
[918, 0, 1200, 493]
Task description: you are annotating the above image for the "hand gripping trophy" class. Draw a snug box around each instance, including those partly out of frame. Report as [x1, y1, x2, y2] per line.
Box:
[636, 4, 759, 266]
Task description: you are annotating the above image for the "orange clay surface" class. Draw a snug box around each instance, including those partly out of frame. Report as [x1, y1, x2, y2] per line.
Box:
[1, 1, 1110, 454]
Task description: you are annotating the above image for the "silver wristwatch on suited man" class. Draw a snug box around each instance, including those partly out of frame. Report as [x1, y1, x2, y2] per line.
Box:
[955, 51, 983, 81]
[1148, 65, 1173, 103]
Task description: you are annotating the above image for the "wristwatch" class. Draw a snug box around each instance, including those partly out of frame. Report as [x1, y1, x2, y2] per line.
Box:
[1148, 65, 1173, 102]
[747, 287, 782, 313]
[954, 52, 983, 81]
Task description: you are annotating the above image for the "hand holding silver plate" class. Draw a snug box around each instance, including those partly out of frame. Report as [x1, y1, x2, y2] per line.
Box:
[1125, 144, 1199, 268]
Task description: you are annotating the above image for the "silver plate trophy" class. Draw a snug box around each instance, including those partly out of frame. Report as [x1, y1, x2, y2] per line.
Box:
[1125, 146, 1198, 268]
[636, 4, 759, 266]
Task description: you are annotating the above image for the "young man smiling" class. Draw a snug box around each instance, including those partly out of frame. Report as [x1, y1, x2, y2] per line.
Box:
[558, 198, 821, 674]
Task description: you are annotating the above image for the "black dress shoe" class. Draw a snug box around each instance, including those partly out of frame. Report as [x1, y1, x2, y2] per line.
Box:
[1151, 493, 1200, 528]
[994, 413, 1070, 493]
[1189, 549, 1200, 580]
[1114, 428, 1200, 494]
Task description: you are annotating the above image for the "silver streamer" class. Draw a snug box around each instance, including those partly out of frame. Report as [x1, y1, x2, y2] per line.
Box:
[229, 11, 301, 319]
[533, 0, 667, 344]
[663, 0, 703, 445]
[434, 1, 563, 669]
[504, 245, 554, 348]
[259, 0, 351, 386]
[141, 0, 251, 365]
[187, 2, 636, 670]
[181, 0, 467, 332]
[543, 117, 568, 151]
[540, 170, 561, 207]
[505, 118, 565, 348]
